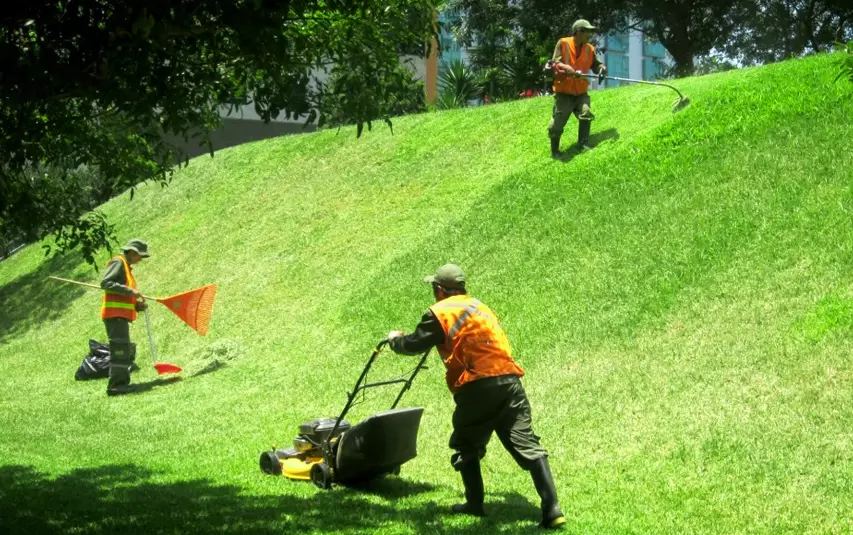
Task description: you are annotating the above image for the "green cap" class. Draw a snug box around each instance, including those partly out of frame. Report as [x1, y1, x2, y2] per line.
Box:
[122, 239, 150, 258]
[572, 19, 597, 33]
[424, 263, 466, 290]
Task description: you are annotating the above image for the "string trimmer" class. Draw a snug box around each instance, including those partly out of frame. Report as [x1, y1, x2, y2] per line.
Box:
[583, 71, 691, 112]
[544, 60, 691, 112]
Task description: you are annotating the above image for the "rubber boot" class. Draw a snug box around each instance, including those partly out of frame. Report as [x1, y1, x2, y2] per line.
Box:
[451, 462, 486, 517]
[577, 120, 592, 151]
[107, 342, 133, 396]
[129, 342, 140, 373]
[530, 457, 566, 529]
[550, 137, 561, 159]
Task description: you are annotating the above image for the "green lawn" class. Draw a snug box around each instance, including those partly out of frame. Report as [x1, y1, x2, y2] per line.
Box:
[1, 53, 852, 534]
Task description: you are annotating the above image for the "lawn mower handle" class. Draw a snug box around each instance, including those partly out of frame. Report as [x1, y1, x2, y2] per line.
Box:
[326, 339, 428, 444]
[390, 347, 430, 410]
[321, 339, 431, 470]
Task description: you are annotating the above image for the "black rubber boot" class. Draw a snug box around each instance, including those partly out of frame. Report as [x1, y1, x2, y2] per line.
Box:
[107, 342, 133, 395]
[106, 385, 136, 397]
[129, 343, 140, 373]
[451, 462, 486, 517]
[550, 137, 561, 159]
[530, 457, 566, 529]
[577, 120, 592, 151]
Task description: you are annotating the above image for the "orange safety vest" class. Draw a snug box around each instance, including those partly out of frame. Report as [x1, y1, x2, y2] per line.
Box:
[429, 295, 524, 393]
[553, 37, 596, 95]
[101, 255, 138, 321]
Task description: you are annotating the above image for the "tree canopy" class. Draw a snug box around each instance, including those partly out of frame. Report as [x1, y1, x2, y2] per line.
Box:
[448, 0, 852, 78]
[0, 0, 436, 265]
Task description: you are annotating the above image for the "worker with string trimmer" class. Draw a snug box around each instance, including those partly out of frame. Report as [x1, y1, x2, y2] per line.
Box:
[100, 238, 150, 396]
[546, 19, 607, 158]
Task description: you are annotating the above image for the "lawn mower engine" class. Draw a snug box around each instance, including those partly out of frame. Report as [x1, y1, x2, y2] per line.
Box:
[259, 418, 351, 480]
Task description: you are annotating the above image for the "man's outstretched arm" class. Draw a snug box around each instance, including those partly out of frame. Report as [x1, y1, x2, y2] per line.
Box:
[388, 310, 445, 355]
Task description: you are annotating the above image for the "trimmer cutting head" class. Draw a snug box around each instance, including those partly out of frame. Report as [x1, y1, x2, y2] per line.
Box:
[672, 96, 692, 113]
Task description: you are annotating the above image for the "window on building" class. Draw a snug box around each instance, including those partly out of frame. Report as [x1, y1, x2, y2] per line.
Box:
[605, 32, 629, 53]
[643, 58, 662, 80]
[643, 38, 667, 58]
[605, 53, 629, 88]
[437, 10, 464, 76]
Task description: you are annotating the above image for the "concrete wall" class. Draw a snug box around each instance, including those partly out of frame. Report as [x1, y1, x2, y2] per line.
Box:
[168, 117, 317, 160]
[169, 54, 428, 159]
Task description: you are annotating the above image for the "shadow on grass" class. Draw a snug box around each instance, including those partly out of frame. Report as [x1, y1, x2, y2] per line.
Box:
[0, 464, 543, 535]
[120, 376, 183, 395]
[0, 251, 90, 345]
[555, 127, 620, 163]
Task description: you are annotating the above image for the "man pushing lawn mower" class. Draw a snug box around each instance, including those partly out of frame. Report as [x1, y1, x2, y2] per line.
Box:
[387, 264, 566, 529]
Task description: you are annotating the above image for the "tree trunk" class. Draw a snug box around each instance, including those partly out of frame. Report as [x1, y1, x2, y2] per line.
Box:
[669, 48, 696, 77]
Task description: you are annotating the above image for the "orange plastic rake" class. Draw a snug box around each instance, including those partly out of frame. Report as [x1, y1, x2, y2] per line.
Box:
[154, 284, 217, 336]
[48, 277, 217, 336]
[141, 285, 218, 374]
[48, 277, 219, 375]
[143, 307, 182, 375]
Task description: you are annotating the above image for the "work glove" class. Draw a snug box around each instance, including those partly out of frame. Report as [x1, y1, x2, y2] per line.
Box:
[387, 330, 405, 342]
[598, 67, 607, 85]
[135, 300, 148, 312]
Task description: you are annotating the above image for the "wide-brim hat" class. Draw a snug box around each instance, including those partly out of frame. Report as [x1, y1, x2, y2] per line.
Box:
[122, 239, 150, 258]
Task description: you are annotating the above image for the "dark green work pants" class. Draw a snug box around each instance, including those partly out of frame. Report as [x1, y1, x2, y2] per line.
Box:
[104, 318, 135, 391]
[449, 375, 548, 471]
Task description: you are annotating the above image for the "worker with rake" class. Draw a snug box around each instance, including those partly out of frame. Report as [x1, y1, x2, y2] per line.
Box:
[100, 239, 150, 396]
[388, 264, 566, 529]
[548, 19, 607, 157]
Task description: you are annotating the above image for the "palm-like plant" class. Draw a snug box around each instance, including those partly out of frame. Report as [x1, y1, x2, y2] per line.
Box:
[437, 60, 483, 108]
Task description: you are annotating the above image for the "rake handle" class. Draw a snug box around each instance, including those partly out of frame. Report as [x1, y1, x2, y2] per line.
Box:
[144, 307, 159, 364]
[48, 276, 160, 300]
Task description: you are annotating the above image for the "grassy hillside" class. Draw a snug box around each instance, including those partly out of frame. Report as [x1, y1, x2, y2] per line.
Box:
[1, 53, 852, 535]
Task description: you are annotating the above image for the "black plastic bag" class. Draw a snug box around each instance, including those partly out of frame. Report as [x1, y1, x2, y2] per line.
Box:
[74, 340, 111, 381]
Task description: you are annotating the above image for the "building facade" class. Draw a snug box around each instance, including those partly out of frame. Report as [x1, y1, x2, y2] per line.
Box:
[596, 27, 670, 90]
[437, 8, 467, 78]
[433, 10, 670, 94]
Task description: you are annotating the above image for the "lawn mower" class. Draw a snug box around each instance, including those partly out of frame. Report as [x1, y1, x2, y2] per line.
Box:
[259, 339, 430, 490]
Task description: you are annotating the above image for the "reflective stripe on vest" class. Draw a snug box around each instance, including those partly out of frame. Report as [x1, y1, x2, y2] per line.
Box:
[101, 255, 138, 321]
[553, 38, 595, 95]
[429, 295, 524, 393]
